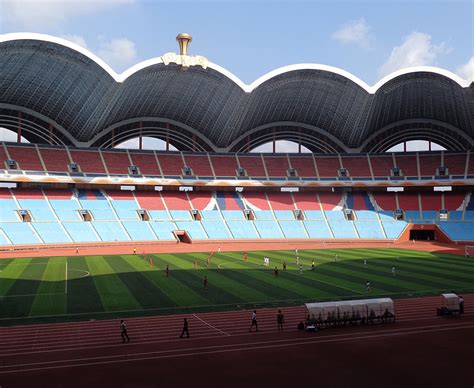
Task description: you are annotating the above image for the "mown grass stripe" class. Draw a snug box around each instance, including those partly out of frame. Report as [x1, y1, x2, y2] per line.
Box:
[0, 259, 48, 318]
[86, 256, 142, 312]
[125, 255, 210, 307]
[29, 257, 67, 316]
[105, 255, 177, 309]
[66, 256, 104, 314]
[156, 253, 248, 304]
[0, 258, 32, 297]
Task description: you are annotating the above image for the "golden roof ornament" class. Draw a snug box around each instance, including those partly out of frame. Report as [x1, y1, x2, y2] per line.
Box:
[161, 33, 208, 70]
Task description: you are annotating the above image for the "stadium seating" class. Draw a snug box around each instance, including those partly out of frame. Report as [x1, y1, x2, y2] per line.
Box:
[267, 192, 295, 210]
[32, 222, 71, 243]
[148, 221, 177, 240]
[328, 220, 358, 238]
[288, 156, 316, 177]
[92, 221, 130, 241]
[381, 221, 407, 239]
[210, 155, 238, 177]
[443, 153, 467, 176]
[318, 193, 342, 210]
[201, 220, 232, 239]
[161, 192, 191, 210]
[418, 154, 441, 176]
[101, 150, 132, 175]
[6, 145, 44, 171]
[315, 156, 340, 177]
[135, 191, 166, 210]
[293, 193, 319, 210]
[226, 220, 259, 239]
[188, 192, 213, 210]
[221, 210, 245, 220]
[122, 221, 157, 241]
[303, 220, 332, 238]
[69, 150, 106, 174]
[63, 222, 100, 242]
[129, 152, 161, 176]
[278, 220, 307, 238]
[174, 221, 208, 239]
[200, 210, 222, 220]
[264, 156, 289, 178]
[0, 222, 42, 244]
[237, 155, 266, 178]
[340, 156, 371, 178]
[370, 155, 395, 177]
[215, 191, 245, 210]
[253, 220, 283, 238]
[183, 155, 213, 177]
[394, 154, 418, 177]
[156, 154, 183, 176]
[244, 193, 270, 210]
[354, 220, 385, 239]
[40, 147, 72, 172]
[438, 222, 474, 241]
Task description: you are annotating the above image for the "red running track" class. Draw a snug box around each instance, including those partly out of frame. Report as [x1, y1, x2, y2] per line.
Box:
[0, 295, 473, 388]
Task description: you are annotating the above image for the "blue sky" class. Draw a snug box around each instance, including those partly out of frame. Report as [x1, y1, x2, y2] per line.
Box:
[1, 0, 473, 84]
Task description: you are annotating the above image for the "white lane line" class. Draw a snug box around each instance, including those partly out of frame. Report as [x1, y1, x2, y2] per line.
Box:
[192, 314, 231, 336]
[0, 323, 473, 374]
[65, 260, 68, 295]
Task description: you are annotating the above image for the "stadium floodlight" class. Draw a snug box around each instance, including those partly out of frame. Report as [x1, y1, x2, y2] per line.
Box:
[154, 186, 163, 191]
[179, 186, 193, 192]
[0, 182, 17, 188]
[387, 187, 404, 192]
[433, 186, 452, 192]
[235, 187, 244, 192]
[120, 185, 135, 191]
[281, 187, 299, 192]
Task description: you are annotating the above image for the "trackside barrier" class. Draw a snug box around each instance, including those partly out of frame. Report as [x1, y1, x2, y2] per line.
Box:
[304, 298, 395, 330]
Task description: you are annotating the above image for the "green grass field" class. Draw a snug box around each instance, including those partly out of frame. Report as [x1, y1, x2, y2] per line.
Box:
[1, 248, 473, 324]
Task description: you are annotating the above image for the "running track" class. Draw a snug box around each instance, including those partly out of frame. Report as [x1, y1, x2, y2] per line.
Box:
[0, 295, 473, 388]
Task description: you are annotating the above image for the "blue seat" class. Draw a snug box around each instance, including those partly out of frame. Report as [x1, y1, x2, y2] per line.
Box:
[254, 210, 275, 220]
[50, 200, 79, 221]
[80, 200, 116, 220]
[122, 221, 157, 240]
[112, 200, 139, 220]
[18, 199, 56, 221]
[0, 222, 41, 244]
[175, 221, 208, 239]
[63, 222, 100, 242]
[221, 210, 245, 220]
[253, 220, 283, 238]
[303, 220, 333, 238]
[355, 210, 378, 219]
[200, 210, 222, 220]
[201, 220, 231, 239]
[148, 221, 177, 240]
[328, 220, 358, 238]
[33, 222, 71, 243]
[438, 222, 474, 241]
[354, 220, 385, 239]
[226, 220, 259, 239]
[148, 210, 171, 221]
[273, 210, 295, 220]
[0, 199, 19, 222]
[279, 220, 307, 238]
[92, 221, 130, 241]
[303, 210, 325, 220]
[382, 221, 408, 239]
[325, 211, 345, 220]
[169, 210, 192, 221]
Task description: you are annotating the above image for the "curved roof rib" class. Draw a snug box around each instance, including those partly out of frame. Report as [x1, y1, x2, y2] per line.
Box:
[0, 33, 472, 152]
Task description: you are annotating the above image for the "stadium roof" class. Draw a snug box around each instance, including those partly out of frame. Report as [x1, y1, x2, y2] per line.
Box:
[0, 33, 473, 153]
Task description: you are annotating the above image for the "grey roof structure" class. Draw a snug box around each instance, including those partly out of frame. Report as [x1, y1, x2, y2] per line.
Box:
[0, 33, 473, 153]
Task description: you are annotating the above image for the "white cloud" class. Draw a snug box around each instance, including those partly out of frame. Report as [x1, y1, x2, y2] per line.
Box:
[97, 37, 137, 69]
[61, 35, 88, 49]
[379, 31, 450, 76]
[2, 0, 134, 30]
[456, 56, 474, 80]
[332, 18, 371, 50]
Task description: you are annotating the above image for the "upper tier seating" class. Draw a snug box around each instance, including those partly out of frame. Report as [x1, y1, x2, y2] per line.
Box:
[370, 155, 394, 177]
[156, 154, 183, 176]
[394, 154, 418, 177]
[315, 156, 340, 178]
[237, 155, 266, 178]
[40, 147, 72, 172]
[264, 156, 289, 177]
[183, 155, 213, 177]
[209, 155, 238, 177]
[340, 156, 371, 178]
[69, 150, 106, 174]
[418, 154, 442, 177]
[443, 153, 467, 176]
[6, 145, 43, 171]
[101, 150, 132, 175]
[129, 152, 161, 176]
[289, 156, 316, 178]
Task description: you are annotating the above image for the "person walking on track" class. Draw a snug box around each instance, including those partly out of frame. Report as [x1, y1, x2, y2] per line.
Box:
[277, 310, 284, 331]
[180, 318, 190, 338]
[120, 320, 130, 343]
[249, 310, 259, 332]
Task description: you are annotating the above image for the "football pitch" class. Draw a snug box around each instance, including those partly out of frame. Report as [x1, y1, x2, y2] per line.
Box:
[0, 248, 473, 324]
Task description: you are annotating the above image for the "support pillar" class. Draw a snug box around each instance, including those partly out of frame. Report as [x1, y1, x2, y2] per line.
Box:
[165, 123, 170, 151]
[139, 122, 143, 150]
[17, 112, 22, 143]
